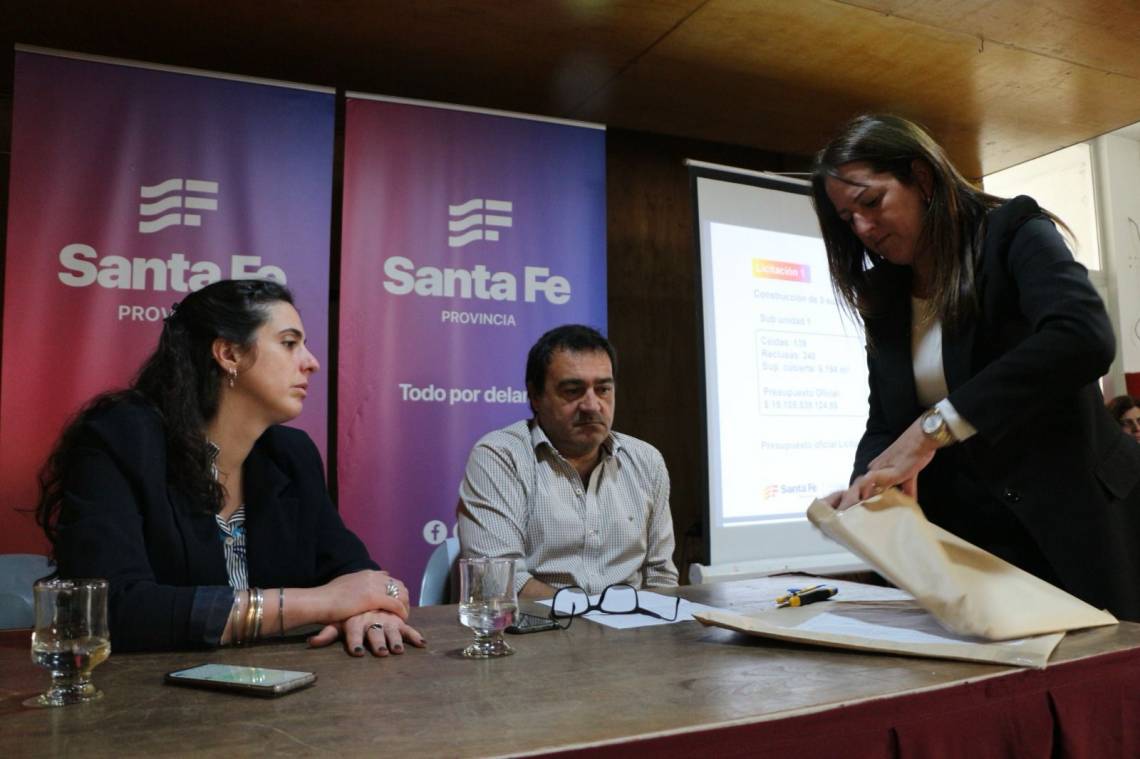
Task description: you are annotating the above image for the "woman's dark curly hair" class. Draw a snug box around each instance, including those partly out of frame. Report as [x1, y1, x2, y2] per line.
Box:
[36, 279, 293, 547]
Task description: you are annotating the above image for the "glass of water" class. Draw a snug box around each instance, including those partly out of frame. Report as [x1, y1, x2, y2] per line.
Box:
[25, 578, 110, 707]
[457, 558, 517, 658]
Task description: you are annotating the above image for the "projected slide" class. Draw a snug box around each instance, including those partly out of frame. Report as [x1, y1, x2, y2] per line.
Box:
[708, 222, 868, 523]
[695, 170, 868, 571]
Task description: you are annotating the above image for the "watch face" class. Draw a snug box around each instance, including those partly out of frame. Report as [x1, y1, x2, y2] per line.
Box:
[922, 412, 941, 434]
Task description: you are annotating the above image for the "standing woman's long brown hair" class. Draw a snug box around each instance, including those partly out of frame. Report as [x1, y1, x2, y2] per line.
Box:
[810, 114, 1008, 331]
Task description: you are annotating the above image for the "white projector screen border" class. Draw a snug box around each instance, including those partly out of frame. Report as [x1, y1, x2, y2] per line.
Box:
[689, 161, 867, 577]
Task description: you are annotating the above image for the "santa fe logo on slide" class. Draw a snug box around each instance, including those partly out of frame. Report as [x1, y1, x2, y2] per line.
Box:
[138, 178, 220, 234]
[448, 197, 513, 247]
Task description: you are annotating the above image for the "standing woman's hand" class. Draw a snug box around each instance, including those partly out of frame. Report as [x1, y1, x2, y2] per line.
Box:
[838, 416, 939, 508]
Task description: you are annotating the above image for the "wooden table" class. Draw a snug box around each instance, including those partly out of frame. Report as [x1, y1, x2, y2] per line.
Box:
[3, 577, 1139, 757]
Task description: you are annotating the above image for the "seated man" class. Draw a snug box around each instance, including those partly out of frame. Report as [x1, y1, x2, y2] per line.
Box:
[457, 324, 679, 599]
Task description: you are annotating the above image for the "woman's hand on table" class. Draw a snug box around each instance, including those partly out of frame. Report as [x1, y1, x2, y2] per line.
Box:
[292, 570, 422, 657]
[308, 610, 427, 657]
[314, 569, 410, 622]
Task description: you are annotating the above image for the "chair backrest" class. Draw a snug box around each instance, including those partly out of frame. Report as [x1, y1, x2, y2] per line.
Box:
[0, 554, 53, 630]
[418, 537, 460, 606]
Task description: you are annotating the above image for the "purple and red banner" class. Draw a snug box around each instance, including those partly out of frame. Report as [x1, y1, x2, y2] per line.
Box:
[0, 49, 334, 553]
[338, 96, 606, 601]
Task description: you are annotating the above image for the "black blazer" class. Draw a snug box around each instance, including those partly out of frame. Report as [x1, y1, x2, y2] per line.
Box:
[855, 196, 1140, 620]
[55, 399, 378, 651]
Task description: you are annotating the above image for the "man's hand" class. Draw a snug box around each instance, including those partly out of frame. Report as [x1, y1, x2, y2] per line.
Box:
[518, 577, 557, 600]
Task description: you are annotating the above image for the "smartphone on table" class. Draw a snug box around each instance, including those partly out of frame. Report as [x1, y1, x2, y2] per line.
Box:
[506, 612, 560, 634]
[166, 663, 316, 697]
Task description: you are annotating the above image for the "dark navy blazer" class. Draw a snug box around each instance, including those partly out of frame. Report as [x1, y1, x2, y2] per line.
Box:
[854, 196, 1140, 620]
[55, 399, 378, 651]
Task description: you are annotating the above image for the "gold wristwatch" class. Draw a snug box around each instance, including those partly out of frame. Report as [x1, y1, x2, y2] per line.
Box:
[920, 407, 956, 447]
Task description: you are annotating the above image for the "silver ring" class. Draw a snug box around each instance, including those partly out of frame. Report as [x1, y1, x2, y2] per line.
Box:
[385, 580, 400, 599]
[368, 623, 385, 632]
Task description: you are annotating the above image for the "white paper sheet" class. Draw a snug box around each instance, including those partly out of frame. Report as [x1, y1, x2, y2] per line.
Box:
[796, 606, 1036, 646]
[695, 602, 1066, 668]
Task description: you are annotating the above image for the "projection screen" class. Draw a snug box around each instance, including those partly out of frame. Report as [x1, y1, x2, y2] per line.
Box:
[690, 161, 867, 581]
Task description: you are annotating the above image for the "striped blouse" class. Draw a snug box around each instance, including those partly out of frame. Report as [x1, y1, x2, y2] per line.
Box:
[208, 441, 248, 589]
[215, 506, 248, 590]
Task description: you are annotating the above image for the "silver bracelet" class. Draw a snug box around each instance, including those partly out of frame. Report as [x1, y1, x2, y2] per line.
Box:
[250, 588, 264, 641]
[240, 588, 255, 644]
[229, 590, 244, 645]
[278, 587, 286, 639]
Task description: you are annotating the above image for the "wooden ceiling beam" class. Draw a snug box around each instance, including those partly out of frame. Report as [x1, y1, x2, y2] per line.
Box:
[2, 0, 1138, 174]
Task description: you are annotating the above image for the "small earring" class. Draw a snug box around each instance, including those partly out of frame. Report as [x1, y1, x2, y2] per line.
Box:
[228, 368, 237, 389]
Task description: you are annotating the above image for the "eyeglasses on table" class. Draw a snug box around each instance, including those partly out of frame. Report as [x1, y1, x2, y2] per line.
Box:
[546, 583, 681, 629]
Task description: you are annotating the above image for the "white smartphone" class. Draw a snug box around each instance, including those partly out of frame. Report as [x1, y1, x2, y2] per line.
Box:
[166, 663, 316, 697]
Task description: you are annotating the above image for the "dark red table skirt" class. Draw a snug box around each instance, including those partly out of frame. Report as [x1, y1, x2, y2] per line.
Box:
[554, 648, 1140, 758]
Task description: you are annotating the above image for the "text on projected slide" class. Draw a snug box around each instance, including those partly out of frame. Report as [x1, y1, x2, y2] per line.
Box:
[709, 222, 867, 522]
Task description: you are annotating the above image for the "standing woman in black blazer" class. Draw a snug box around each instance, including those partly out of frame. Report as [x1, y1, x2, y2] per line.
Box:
[37, 279, 426, 653]
[811, 114, 1140, 620]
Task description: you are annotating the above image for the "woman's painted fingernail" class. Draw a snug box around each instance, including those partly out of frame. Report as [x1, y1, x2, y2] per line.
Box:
[354, 645, 364, 654]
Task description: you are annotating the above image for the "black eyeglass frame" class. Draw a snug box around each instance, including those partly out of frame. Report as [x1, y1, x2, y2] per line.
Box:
[547, 583, 681, 629]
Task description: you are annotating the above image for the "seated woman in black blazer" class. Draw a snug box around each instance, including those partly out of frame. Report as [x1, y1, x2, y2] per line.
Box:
[37, 279, 424, 655]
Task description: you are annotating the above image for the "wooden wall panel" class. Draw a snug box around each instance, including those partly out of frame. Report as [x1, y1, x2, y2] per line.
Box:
[605, 129, 805, 577]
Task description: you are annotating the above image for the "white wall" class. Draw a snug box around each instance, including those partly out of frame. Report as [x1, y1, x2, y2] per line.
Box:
[1092, 129, 1140, 399]
[985, 143, 1101, 271]
[984, 128, 1140, 400]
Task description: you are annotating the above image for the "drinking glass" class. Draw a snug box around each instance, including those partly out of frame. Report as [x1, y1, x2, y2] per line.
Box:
[457, 558, 517, 658]
[25, 578, 110, 707]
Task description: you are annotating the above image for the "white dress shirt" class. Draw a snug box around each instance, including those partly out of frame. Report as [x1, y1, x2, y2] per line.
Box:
[457, 419, 679, 595]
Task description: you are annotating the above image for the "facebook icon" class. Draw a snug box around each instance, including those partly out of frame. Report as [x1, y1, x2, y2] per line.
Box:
[422, 519, 449, 545]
